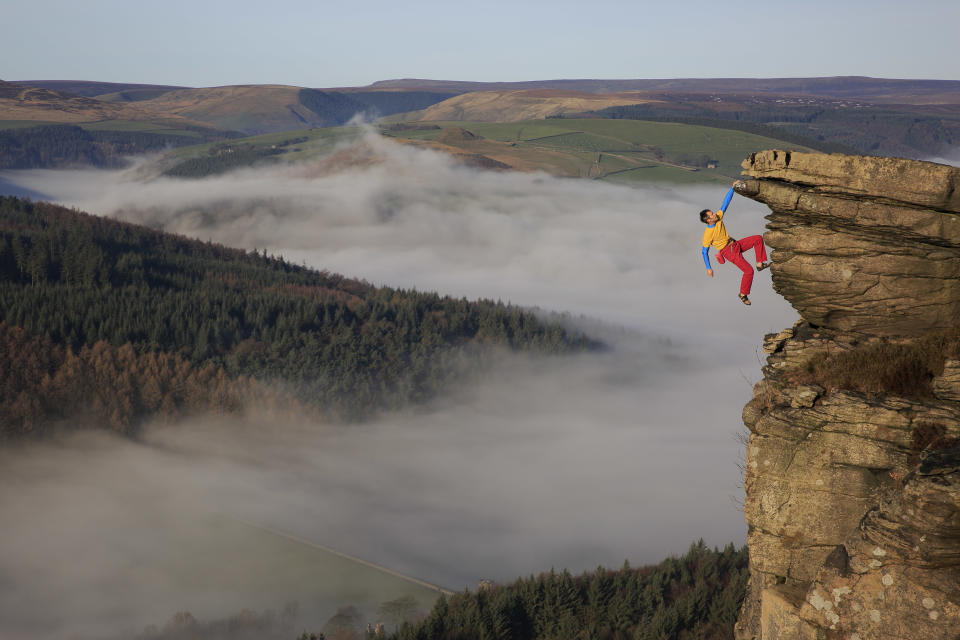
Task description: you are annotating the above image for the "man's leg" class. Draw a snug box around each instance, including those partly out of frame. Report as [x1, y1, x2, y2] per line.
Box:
[722, 243, 754, 296]
[738, 235, 768, 265]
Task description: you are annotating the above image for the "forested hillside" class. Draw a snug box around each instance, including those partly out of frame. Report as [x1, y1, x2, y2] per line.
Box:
[381, 542, 747, 640]
[0, 197, 589, 437]
[0, 124, 229, 169]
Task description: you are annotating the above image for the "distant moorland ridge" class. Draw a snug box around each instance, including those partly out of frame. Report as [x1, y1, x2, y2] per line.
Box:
[364, 76, 960, 103]
[4, 76, 959, 162]
[17, 76, 960, 103]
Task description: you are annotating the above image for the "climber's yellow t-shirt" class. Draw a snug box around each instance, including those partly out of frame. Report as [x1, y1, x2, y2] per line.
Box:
[702, 209, 732, 251]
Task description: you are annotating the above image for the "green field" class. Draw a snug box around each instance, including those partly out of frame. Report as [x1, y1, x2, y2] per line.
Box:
[141, 514, 443, 629]
[383, 118, 817, 184]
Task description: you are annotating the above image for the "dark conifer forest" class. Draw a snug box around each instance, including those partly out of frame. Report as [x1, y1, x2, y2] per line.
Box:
[0, 124, 226, 169]
[382, 542, 747, 640]
[0, 196, 590, 437]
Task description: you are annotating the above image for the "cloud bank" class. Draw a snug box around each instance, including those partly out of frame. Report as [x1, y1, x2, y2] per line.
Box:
[0, 135, 798, 637]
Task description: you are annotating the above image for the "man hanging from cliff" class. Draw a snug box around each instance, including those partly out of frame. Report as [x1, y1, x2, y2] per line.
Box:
[700, 180, 770, 305]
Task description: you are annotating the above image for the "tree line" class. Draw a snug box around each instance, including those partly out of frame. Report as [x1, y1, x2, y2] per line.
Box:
[390, 541, 746, 640]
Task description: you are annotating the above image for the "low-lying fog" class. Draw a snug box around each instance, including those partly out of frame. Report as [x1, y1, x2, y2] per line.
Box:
[0, 131, 798, 638]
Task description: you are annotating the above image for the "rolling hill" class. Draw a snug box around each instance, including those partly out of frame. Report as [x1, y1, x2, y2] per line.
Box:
[0, 80, 238, 168]
[132, 85, 365, 134]
[129, 85, 454, 135]
[0, 79, 210, 128]
[0, 81, 456, 166]
[13, 80, 189, 98]
[388, 85, 960, 159]
[401, 89, 657, 122]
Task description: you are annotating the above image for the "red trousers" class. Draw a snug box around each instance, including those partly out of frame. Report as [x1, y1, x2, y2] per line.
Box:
[720, 236, 768, 296]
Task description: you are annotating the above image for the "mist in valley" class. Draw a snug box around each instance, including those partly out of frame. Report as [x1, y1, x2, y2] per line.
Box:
[0, 132, 799, 637]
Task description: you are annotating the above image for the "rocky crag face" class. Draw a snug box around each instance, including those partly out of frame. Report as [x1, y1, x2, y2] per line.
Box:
[738, 151, 960, 338]
[733, 151, 960, 639]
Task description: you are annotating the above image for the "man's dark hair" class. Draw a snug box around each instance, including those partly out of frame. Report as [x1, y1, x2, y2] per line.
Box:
[699, 209, 711, 223]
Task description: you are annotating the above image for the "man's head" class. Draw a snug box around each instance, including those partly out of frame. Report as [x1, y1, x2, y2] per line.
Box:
[700, 209, 718, 225]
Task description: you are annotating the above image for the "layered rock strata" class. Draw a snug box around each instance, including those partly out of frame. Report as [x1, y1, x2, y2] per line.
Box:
[736, 151, 960, 337]
[733, 151, 960, 639]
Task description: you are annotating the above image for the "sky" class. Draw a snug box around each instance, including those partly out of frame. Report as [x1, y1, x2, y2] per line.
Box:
[3, 0, 959, 87]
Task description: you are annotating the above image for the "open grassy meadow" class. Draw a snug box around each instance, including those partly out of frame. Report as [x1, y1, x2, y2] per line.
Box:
[124, 514, 444, 632]
[383, 118, 817, 184]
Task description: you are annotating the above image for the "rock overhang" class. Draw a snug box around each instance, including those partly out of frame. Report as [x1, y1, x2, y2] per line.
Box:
[737, 150, 960, 338]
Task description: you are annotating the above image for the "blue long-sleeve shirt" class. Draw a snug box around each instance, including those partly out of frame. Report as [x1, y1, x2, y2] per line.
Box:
[701, 187, 735, 269]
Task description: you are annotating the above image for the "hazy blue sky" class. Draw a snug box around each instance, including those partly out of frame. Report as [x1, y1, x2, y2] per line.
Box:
[4, 0, 958, 87]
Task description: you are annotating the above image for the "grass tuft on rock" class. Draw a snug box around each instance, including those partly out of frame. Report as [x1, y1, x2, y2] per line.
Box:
[788, 326, 960, 398]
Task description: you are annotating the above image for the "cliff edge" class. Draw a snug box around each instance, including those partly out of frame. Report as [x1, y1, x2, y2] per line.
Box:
[734, 151, 960, 639]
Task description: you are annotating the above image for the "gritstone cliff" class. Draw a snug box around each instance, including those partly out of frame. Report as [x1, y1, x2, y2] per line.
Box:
[733, 150, 960, 639]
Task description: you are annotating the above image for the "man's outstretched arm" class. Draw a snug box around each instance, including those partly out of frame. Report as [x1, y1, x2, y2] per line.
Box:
[717, 186, 735, 216]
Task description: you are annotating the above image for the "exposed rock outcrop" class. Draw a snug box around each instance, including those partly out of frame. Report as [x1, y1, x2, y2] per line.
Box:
[795, 445, 960, 639]
[736, 150, 960, 337]
[734, 152, 960, 639]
